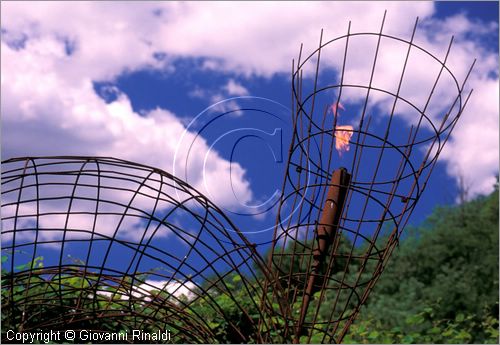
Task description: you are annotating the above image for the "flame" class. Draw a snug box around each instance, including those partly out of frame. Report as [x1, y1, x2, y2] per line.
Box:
[330, 101, 352, 156]
[330, 102, 345, 116]
[335, 125, 353, 156]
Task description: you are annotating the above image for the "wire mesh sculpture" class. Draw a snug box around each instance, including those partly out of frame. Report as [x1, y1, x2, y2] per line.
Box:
[1, 156, 285, 343]
[261, 16, 474, 343]
[2, 15, 474, 344]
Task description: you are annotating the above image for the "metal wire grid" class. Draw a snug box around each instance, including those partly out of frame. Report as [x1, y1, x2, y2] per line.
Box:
[1, 156, 284, 343]
[262, 15, 474, 343]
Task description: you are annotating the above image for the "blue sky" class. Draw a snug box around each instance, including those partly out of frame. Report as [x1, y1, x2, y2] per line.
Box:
[1, 2, 499, 282]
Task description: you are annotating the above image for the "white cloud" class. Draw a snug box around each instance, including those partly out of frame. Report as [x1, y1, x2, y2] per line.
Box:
[188, 79, 248, 118]
[154, 2, 435, 76]
[0, 36, 253, 208]
[1, 0, 498, 208]
[138, 279, 196, 302]
[207, 94, 243, 117]
[93, 279, 196, 303]
[223, 79, 249, 96]
[440, 76, 499, 197]
[0, 156, 211, 246]
[0, 2, 435, 78]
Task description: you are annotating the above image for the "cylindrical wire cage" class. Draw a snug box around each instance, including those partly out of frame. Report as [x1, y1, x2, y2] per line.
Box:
[263, 16, 473, 343]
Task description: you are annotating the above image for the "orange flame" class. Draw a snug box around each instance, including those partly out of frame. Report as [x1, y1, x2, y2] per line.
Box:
[330, 102, 345, 116]
[335, 125, 353, 156]
[331, 101, 353, 156]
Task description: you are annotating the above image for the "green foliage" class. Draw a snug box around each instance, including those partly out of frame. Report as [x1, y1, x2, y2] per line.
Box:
[349, 189, 499, 343]
[344, 302, 499, 344]
[1, 262, 199, 343]
[189, 273, 264, 343]
[2, 189, 498, 343]
[264, 233, 355, 294]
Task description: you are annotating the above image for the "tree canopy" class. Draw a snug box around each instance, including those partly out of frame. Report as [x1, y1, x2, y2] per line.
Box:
[345, 187, 499, 343]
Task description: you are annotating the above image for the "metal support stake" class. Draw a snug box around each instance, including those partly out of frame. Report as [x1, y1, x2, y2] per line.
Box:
[294, 167, 351, 343]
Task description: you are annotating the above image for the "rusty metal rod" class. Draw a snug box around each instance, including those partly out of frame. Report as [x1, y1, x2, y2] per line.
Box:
[294, 167, 351, 343]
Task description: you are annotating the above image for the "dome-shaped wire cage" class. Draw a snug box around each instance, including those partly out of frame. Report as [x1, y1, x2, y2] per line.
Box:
[1, 156, 285, 343]
[2, 15, 474, 344]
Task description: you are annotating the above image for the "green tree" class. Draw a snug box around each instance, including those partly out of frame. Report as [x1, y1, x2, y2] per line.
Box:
[350, 188, 499, 343]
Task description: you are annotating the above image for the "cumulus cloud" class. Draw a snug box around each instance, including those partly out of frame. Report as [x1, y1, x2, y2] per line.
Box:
[135, 279, 196, 302]
[223, 79, 249, 96]
[440, 76, 499, 196]
[92, 279, 196, 303]
[0, 2, 435, 78]
[0, 35, 253, 209]
[1, 0, 498, 212]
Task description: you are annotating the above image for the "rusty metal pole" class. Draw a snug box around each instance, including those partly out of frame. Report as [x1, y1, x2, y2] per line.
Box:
[294, 167, 351, 343]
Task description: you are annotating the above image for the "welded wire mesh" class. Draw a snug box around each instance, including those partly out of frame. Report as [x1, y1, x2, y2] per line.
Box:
[1, 15, 473, 345]
[262, 15, 474, 343]
[1, 156, 284, 343]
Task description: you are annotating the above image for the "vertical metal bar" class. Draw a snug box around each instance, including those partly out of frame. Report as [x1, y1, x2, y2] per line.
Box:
[294, 167, 351, 343]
